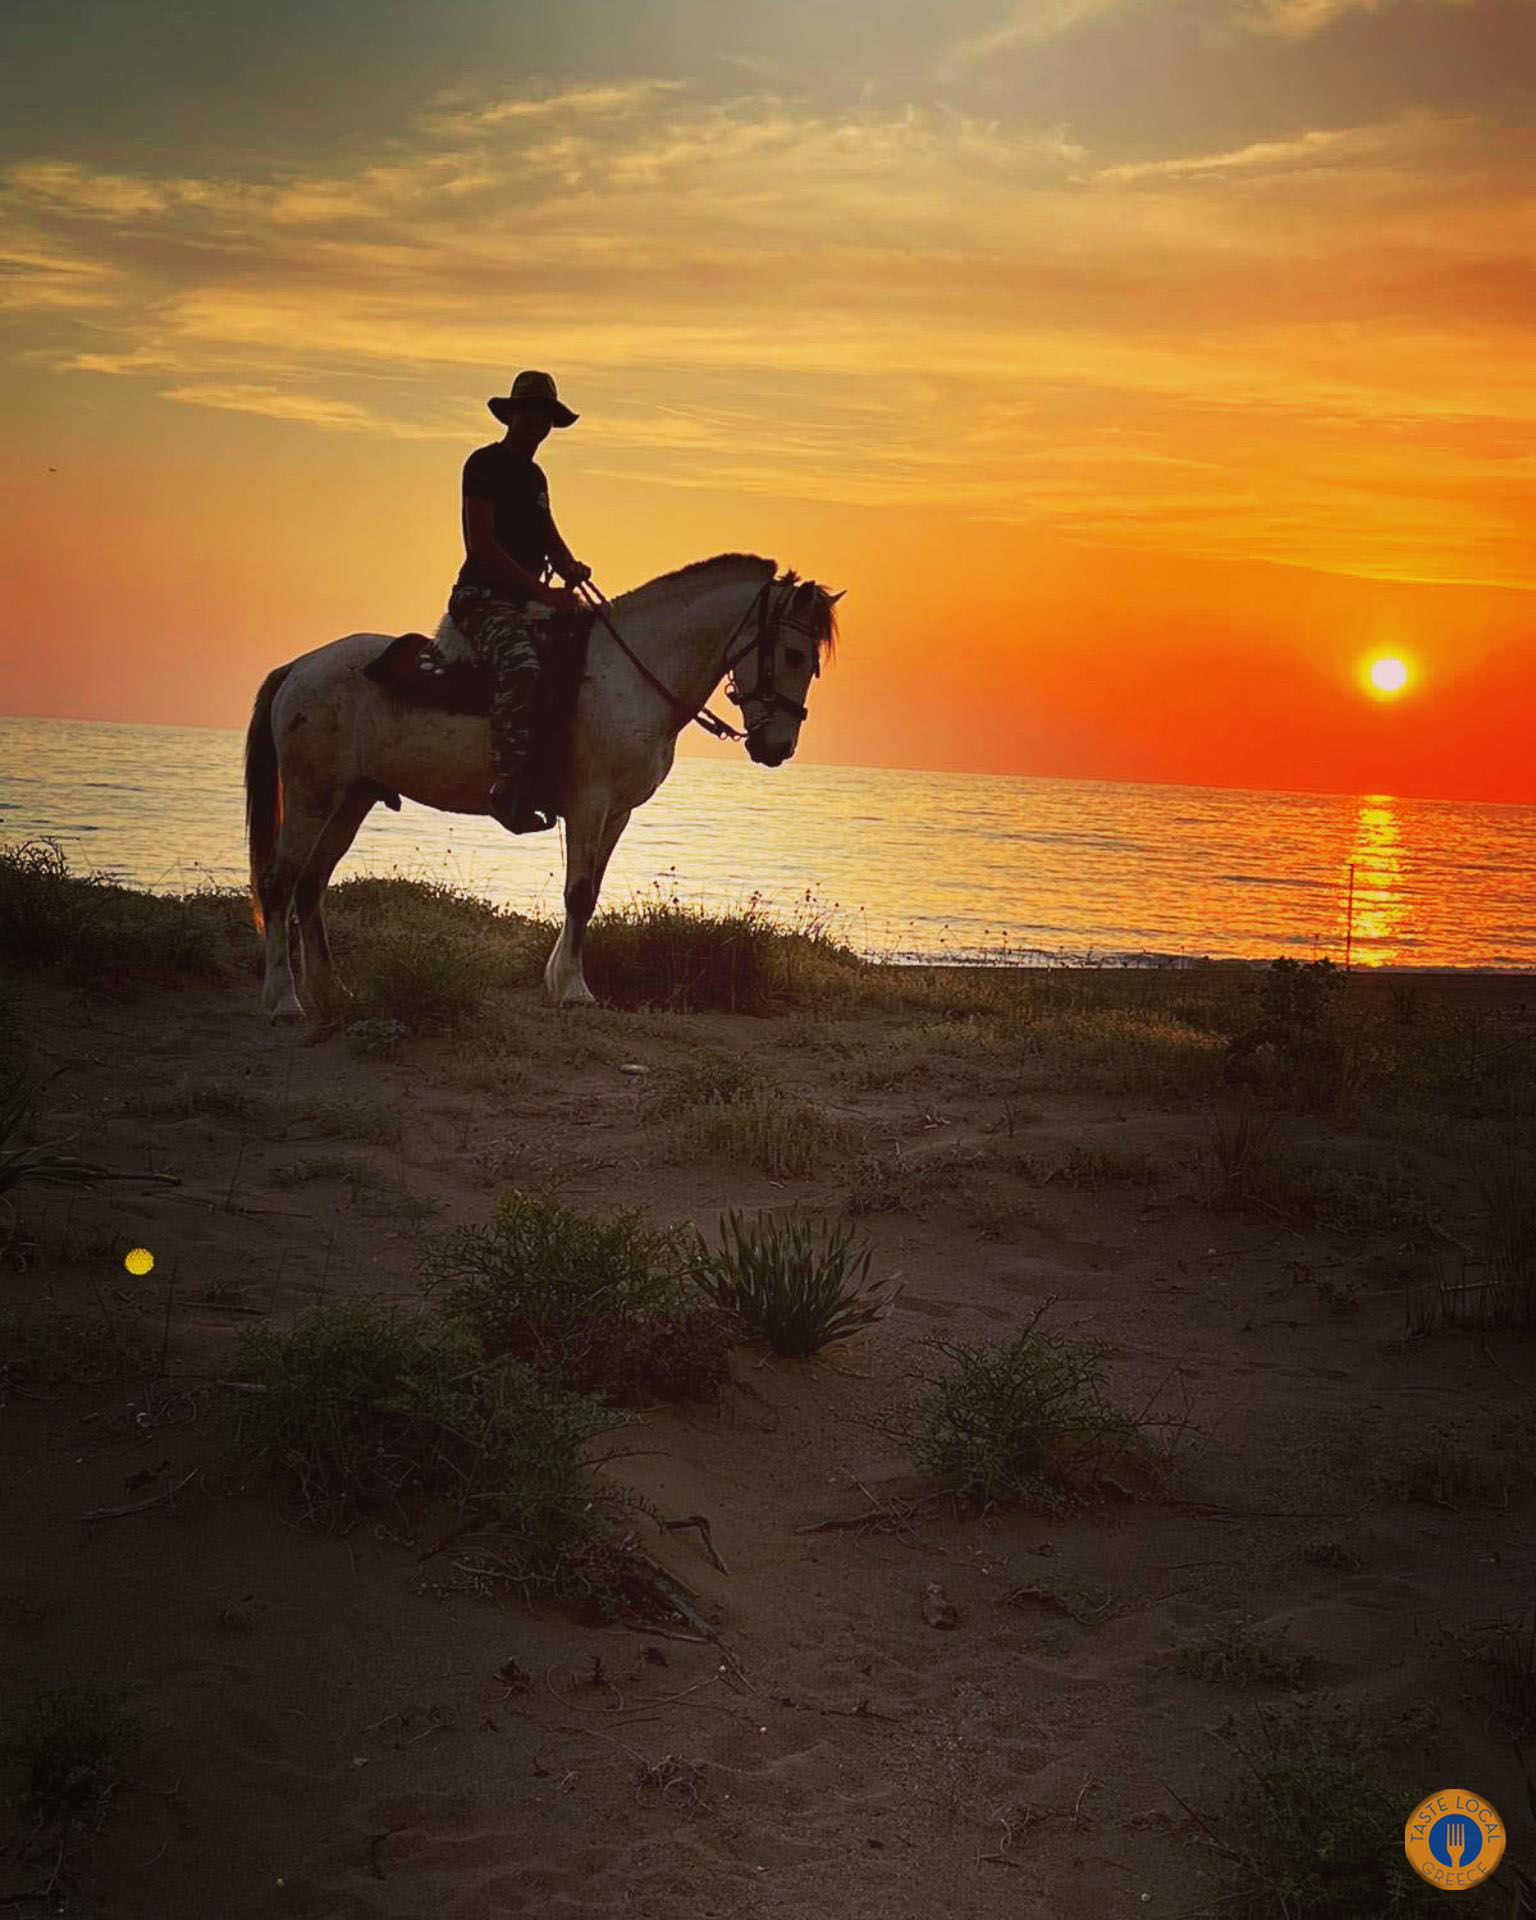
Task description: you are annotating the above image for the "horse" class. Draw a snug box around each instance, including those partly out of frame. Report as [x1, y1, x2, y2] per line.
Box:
[242, 553, 841, 1023]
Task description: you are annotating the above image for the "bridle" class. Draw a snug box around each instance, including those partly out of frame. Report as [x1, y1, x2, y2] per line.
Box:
[576, 572, 818, 747]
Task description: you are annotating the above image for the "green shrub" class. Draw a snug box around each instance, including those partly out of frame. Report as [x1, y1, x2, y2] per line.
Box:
[883, 1319, 1138, 1510]
[584, 889, 861, 1013]
[1222, 1717, 1439, 1916]
[0, 839, 240, 992]
[345, 925, 499, 1031]
[691, 1210, 893, 1356]
[4, 1683, 141, 1815]
[429, 1191, 730, 1403]
[231, 1302, 623, 1532]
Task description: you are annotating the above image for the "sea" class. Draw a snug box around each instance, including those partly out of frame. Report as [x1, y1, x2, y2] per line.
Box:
[1, 713, 1530, 970]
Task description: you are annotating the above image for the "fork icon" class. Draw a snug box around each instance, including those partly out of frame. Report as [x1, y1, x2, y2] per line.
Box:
[1446, 1820, 1466, 1868]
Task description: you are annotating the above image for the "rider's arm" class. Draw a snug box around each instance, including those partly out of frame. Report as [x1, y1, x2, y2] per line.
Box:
[463, 497, 567, 605]
[546, 514, 589, 586]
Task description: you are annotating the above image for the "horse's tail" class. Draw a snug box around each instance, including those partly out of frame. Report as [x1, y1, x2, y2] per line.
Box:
[244, 663, 294, 935]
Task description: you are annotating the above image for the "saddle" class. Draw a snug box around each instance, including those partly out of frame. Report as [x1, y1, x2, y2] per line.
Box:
[361, 618, 592, 829]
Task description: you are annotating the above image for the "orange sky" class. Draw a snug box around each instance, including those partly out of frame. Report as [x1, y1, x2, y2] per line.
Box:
[2, 0, 1533, 803]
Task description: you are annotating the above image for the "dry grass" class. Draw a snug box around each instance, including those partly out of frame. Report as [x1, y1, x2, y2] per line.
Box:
[664, 1086, 859, 1180]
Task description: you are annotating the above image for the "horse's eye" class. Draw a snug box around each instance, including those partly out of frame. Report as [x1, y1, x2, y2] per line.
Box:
[784, 646, 807, 667]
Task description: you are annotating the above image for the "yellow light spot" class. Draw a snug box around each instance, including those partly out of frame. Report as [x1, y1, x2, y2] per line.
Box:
[1365, 655, 1410, 697]
[124, 1246, 155, 1277]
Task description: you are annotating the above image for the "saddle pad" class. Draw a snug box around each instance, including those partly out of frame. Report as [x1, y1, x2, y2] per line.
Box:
[361, 624, 591, 824]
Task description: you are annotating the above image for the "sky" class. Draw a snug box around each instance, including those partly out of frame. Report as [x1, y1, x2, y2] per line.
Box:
[2, 0, 1533, 802]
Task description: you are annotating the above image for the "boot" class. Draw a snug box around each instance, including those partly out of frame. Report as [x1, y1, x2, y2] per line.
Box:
[488, 777, 555, 835]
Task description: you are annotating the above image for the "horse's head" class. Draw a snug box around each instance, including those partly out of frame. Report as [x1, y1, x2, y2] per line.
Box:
[730, 574, 843, 768]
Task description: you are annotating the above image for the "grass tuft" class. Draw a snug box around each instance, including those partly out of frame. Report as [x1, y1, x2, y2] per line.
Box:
[428, 1191, 731, 1403]
[4, 1683, 142, 1816]
[665, 1086, 856, 1180]
[1219, 1716, 1440, 1916]
[584, 889, 861, 1013]
[230, 1302, 624, 1534]
[1177, 1620, 1317, 1691]
[691, 1210, 894, 1357]
[882, 1313, 1144, 1511]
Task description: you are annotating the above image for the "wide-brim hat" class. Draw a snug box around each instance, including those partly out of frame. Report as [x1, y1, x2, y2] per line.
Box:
[488, 369, 578, 428]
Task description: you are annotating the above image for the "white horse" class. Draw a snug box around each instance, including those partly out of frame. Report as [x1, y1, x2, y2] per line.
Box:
[243, 553, 841, 1022]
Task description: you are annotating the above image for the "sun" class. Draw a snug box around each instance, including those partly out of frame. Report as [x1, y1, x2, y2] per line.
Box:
[1363, 654, 1412, 699]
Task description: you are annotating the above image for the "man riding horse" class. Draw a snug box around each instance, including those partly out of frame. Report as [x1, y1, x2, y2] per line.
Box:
[450, 369, 593, 834]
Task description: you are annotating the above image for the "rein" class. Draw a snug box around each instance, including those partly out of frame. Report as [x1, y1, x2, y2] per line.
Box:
[576, 573, 809, 745]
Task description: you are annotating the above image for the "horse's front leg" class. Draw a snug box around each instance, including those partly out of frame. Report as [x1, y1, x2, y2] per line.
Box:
[545, 800, 631, 1007]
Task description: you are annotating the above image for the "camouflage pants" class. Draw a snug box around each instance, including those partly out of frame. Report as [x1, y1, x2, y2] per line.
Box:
[447, 584, 557, 781]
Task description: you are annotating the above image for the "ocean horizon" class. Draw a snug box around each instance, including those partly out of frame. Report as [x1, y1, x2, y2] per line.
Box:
[2, 711, 1531, 971]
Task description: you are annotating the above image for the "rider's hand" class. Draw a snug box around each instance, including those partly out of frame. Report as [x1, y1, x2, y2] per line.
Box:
[544, 585, 580, 613]
[562, 560, 592, 588]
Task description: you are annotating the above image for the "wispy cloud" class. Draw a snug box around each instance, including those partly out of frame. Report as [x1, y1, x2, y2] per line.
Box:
[1239, 0, 1478, 38]
[2, 83, 1531, 585]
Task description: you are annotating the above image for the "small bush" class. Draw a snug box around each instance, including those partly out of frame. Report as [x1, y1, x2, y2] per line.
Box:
[882, 1317, 1140, 1511]
[4, 1683, 141, 1815]
[843, 1142, 981, 1215]
[666, 1087, 855, 1180]
[0, 840, 240, 992]
[584, 890, 862, 1013]
[1222, 1717, 1439, 1916]
[231, 1302, 623, 1533]
[429, 1191, 730, 1403]
[1196, 1108, 1285, 1210]
[345, 926, 498, 1031]
[691, 1210, 894, 1357]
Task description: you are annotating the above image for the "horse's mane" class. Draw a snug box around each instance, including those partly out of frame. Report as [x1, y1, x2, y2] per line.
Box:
[626, 552, 839, 662]
[627, 552, 776, 595]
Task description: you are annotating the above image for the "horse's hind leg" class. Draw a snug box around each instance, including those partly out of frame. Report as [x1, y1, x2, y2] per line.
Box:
[294, 786, 377, 1015]
[258, 796, 333, 1023]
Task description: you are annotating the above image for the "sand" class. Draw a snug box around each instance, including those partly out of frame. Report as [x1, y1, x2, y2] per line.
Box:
[2, 964, 1533, 1916]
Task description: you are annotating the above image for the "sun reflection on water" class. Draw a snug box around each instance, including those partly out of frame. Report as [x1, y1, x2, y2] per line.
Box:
[1344, 794, 1410, 966]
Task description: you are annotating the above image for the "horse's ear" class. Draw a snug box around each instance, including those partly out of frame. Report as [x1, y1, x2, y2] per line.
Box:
[791, 581, 816, 611]
[825, 588, 846, 604]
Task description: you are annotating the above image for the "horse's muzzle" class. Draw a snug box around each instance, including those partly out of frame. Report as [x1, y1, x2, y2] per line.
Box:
[748, 736, 793, 768]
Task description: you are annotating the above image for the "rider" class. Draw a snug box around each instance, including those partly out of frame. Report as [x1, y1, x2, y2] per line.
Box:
[448, 369, 593, 834]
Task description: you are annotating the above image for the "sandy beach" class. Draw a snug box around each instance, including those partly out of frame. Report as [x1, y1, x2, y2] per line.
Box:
[3, 865, 1533, 1916]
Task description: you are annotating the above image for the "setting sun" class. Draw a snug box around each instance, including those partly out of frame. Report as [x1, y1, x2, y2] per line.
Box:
[1365, 655, 1412, 698]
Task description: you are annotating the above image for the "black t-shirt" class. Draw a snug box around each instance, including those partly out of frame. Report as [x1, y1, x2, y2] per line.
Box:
[455, 442, 553, 593]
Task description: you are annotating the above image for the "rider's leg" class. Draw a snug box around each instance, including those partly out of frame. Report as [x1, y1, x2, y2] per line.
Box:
[448, 586, 546, 830]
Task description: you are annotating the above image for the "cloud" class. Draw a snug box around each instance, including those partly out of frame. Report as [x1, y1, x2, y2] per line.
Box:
[1, 85, 1532, 586]
[1239, 0, 1478, 37]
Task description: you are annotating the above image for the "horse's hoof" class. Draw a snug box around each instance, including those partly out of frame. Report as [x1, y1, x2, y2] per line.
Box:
[269, 994, 305, 1025]
[549, 982, 597, 1009]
